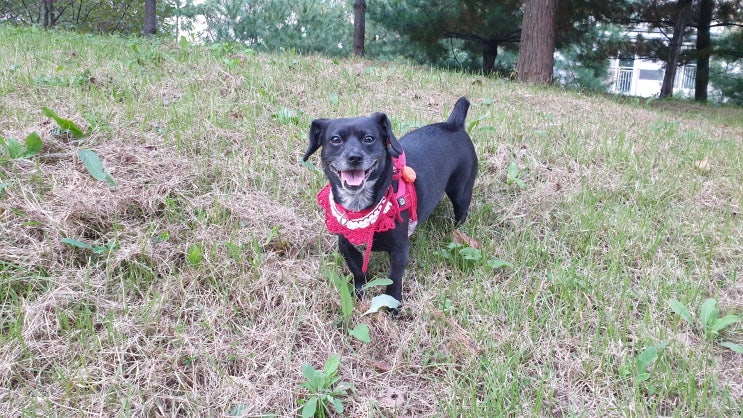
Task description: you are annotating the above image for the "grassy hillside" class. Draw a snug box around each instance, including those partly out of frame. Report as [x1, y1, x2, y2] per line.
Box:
[1, 25, 742, 417]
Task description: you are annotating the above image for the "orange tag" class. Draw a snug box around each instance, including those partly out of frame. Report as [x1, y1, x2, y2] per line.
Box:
[402, 166, 416, 183]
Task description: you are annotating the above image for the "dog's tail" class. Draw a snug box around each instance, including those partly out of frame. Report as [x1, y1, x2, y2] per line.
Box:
[445, 97, 470, 131]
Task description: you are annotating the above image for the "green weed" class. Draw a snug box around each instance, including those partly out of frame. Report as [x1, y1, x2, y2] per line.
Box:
[0, 132, 42, 160]
[299, 354, 353, 418]
[671, 298, 742, 352]
[328, 271, 398, 342]
[435, 242, 513, 272]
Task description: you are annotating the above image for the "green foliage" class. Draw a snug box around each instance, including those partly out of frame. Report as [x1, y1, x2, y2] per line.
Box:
[40, 107, 117, 186]
[699, 298, 740, 340]
[187, 243, 204, 266]
[347, 323, 370, 343]
[0, 132, 42, 159]
[42, 106, 85, 138]
[61, 238, 119, 254]
[368, 0, 522, 73]
[555, 25, 629, 92]
[435, 242, 513, 271]
[620, 341, 669, 383]
[77, 149, 117, 187]
[709, 60, 743, 105]
[707, 26, 743, 105]
[506, 159, 525, 188]
[198, 0, 352, 56]
[1, 0, 177, 34]
[328, 271, 394, 341]
[330, 272, 355, 324]
[273, 108, 303, 125]
[299, 354, 353, 418]
[671, 298, 741, 352]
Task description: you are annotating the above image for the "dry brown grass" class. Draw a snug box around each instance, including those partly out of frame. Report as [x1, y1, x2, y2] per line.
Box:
[2, 27, 742, 417]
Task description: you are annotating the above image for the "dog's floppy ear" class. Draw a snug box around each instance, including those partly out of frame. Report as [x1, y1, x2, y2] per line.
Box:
[371, 112, 402, 158]
[304, 118, 329, 161]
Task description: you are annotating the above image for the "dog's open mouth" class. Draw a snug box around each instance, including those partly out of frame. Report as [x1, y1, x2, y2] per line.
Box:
[337, 162, 376, 190]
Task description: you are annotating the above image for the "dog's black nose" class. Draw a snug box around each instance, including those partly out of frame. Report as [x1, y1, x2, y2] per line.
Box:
[346, 153, 363, 165]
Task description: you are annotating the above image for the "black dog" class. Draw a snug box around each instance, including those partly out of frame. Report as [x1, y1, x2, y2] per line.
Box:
[304, 97, 478, 306]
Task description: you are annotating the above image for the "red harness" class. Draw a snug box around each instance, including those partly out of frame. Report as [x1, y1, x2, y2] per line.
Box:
[317, 152, 418, 273]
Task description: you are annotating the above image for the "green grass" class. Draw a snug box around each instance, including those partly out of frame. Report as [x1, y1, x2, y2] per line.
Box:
[1, 25, 742, 416]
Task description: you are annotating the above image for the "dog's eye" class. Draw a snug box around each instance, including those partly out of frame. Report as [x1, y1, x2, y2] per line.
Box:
[329, 135, 342, 145]
[362, 135, 375, 144]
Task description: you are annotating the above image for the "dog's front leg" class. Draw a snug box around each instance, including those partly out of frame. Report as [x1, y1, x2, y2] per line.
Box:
[337, 235, 367, 296]
[385, 239, 410, 304]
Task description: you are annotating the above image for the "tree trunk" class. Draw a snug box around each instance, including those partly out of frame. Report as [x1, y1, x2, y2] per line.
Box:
[482, 41, 498, 74]
[353, 0, 366, 56]
[695, 0, 713, 102]
[516, 0, 557, 84]
[43, 0, 53, 29]
[660, 0, 693, 99]
[144, 0, 157, 36]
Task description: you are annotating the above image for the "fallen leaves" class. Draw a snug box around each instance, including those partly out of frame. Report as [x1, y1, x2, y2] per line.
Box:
[451, 229, 479, 249]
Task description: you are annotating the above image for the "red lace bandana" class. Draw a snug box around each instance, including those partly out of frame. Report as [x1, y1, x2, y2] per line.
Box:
[317, 153, 417, 273]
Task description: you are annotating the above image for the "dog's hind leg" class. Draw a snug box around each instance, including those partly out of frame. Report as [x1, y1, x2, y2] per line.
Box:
[446, 169, 477, 224]
[338, 235, 367, 295]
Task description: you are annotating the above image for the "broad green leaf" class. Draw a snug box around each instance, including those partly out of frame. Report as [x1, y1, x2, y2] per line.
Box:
[332, 274, 354, 322]
[42, 107, 84, 137]
[187, 244, 202, 266]
[637, 341, 667, 369]
[466, 115, 486, 134]
[361, 278, 392, 291]
[635, 372, 650, 382]
[91, 243, 114, 254]
[636, 346, 658, 369]
[274, 108, 301, 125]
[670, 299, 693, 324]
[77, 149, 116, 186]
[710, 314, 739, 334]
[24, 132, 42, 156]
[362, 295, 401, 316]
[459, 246, 482, 261]
[2, 137, 24, 159]
[507, 160, 520, 182]
[700, 298, 719, 328]
[332, 397, 344, 413]
[328, 94, 339, 107]
[720, 341, 743, 354]
[323, 354, 341, 376]
[61, 238, 94, 250]
[300, 396, 318, 418]
[348, 323, 371, 343]
[301, 364, 320, 386]
[487, 259, 514, 270]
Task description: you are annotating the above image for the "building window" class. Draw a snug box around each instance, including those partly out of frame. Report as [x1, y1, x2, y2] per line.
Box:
[682, 66, 696, 89]
[617, 68, 632, 93]
[639, 69, 663, 81]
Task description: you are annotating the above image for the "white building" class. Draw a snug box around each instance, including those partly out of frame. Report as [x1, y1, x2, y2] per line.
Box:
[605, 24, 723, 98]
[608, 56, 697, 98]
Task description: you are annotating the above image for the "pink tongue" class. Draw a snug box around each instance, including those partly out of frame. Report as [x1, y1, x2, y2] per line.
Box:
[341, 170, 365, 186]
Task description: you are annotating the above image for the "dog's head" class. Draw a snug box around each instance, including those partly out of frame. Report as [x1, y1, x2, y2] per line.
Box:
[304, 112, 403, 211]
